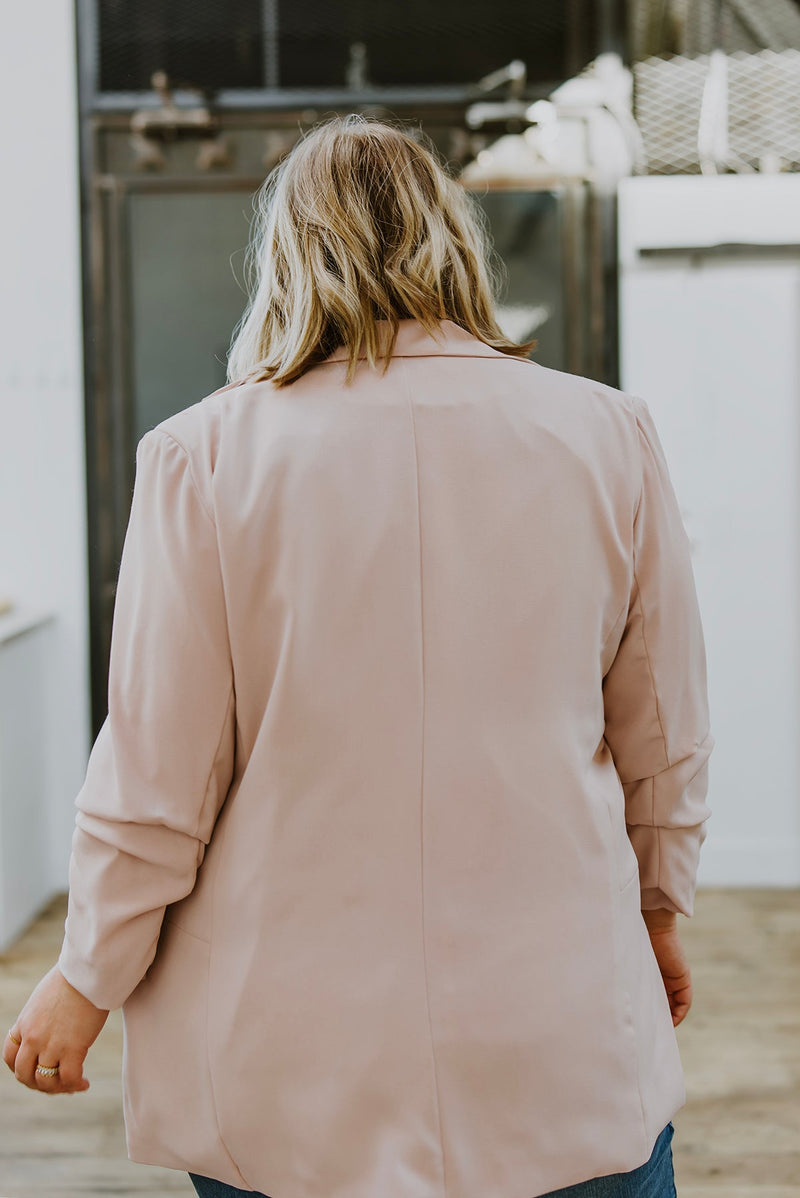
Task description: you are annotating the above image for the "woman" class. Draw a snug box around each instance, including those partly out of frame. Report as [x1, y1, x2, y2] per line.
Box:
[4, 114, 713, 1198]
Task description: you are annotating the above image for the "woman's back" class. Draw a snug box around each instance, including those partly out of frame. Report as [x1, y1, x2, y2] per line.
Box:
[57, 315, 714, 1197]
[47, 114, 712, 1198]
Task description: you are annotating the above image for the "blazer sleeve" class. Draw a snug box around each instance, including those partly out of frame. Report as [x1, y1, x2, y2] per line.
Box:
[602, 394, 714, 917]
[56, 428, 236, 1010]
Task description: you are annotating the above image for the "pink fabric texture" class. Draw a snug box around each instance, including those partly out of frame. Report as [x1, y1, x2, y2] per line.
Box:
[57, 318, 713, 1198]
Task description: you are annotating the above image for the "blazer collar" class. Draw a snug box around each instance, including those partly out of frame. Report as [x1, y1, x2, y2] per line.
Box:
[323, 318, 509, 362]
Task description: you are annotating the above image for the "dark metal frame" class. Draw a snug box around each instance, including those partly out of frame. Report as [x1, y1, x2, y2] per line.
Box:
[82, 146, 268, 736]
[75, 0, 622, 737]
[467, 175, 606, 381]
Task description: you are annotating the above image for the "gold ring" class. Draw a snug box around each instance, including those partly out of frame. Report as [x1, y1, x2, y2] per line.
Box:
[35, 1064, 59, 1077]
[7, 1029, 21, 1045]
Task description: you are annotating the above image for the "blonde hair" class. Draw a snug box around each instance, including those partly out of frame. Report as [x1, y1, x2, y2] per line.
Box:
[227, 112, 536, 387]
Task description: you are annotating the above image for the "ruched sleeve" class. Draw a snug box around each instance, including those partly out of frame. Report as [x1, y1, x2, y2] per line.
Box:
[602, 394, 714, 917]
[56, 428, 235, 1010]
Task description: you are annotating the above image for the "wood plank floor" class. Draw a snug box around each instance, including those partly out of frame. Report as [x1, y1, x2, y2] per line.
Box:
[1, 887, 798, 1197]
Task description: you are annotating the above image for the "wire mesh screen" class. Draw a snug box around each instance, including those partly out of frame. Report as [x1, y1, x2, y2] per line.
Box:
[633, 47, 800, 173]
[278, 0, 588, 90]
[98, 0, 266, 91]
[95, 0, 598, 94]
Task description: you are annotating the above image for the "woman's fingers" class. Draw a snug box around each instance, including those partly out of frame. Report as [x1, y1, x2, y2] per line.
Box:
[668, 981, 693, 1027]
[4, 1029, 89, 1093]
[12, 1039, 41, 1089]
[48, 1050, 90, 1093]
[30, 1060, 63, 1093]
[2, 1028, 21, 1072]
[646, 926, 694, 1026]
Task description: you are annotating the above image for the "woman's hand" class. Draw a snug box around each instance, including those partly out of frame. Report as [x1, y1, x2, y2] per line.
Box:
[641, 909, 693, 1027]
[2, 964, 110, 1093]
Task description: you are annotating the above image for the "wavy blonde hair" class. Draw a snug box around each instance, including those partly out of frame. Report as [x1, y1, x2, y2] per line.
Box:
[227, 112, 536, 387]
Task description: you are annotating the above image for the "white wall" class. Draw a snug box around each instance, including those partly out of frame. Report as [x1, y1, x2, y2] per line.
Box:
[618, 174, 800, 889]
[0, 0, 91, 925]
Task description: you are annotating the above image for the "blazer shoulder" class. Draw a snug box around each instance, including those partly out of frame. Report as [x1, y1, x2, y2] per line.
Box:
[146, 381, 243, 448]
[524, 358, 635, 409]
[140, 381, 251, 510]
[524, 360, 641, 436]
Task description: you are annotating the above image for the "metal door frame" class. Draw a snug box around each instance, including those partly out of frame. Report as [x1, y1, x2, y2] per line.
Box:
[75, 0, 621, 735]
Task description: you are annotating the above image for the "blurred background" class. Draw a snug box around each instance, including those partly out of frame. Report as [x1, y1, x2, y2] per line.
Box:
[1, 1, 799, 1194]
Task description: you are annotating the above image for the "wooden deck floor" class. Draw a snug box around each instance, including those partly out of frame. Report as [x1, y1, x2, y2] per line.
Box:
[1, 887, 798, 1197]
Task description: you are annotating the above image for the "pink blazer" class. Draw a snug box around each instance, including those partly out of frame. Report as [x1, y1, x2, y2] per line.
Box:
[58, 317, 714, 1197]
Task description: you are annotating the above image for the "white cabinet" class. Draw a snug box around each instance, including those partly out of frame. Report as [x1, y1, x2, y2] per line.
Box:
[0, 610, 57, 951]
[618, 174, 800, 887]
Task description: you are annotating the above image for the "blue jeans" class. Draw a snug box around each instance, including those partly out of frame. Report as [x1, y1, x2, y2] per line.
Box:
[188, 1120, 676, 1197]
